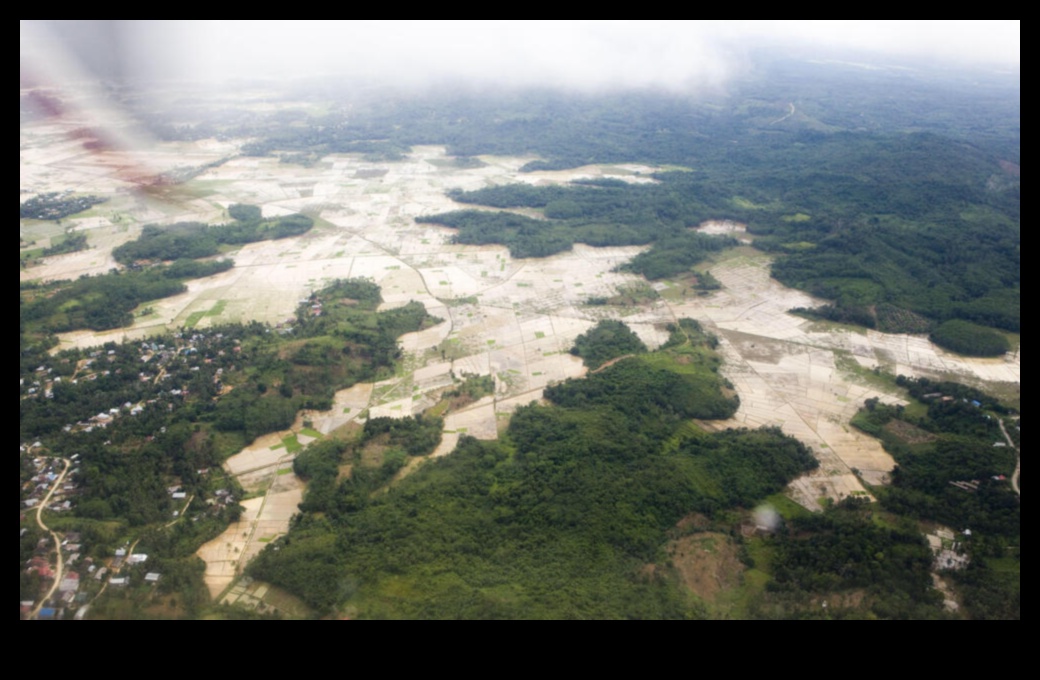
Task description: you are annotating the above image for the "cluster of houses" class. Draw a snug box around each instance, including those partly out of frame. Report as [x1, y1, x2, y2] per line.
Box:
[22, 331, 249, 440]
[21, 451, 80, 513]
[926, 528, 971, 572]
[920, 391, 984, 407]
[19, 332, 256, 620]
[21, 534, 166, 620]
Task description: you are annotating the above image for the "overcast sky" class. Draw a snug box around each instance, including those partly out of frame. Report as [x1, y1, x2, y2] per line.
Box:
[23, 20, 1020, 91]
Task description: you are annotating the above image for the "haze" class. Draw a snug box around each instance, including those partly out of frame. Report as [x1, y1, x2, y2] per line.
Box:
[22, 20, 1020, 92]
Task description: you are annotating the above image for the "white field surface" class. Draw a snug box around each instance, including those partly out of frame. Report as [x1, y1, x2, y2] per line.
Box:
[21, 126, 1019, 586]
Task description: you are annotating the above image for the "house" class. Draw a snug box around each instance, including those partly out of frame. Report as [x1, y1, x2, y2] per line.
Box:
[58, 573, 80, 593]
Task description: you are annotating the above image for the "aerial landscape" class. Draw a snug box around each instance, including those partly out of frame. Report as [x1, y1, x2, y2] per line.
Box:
[20, 20, 1019, 619]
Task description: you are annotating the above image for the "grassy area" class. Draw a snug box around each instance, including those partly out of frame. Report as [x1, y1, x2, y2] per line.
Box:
[184, 299, 229, 329]
[832, 351, 902, 394]
[762, 492, 813, 521]
[282, 435, 303, 454]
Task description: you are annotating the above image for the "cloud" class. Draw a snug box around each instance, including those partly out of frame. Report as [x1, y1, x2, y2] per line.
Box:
[23, 20, 1020, 93]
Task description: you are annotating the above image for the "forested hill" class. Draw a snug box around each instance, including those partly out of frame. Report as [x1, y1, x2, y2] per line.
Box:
[249, 321, 818, 618]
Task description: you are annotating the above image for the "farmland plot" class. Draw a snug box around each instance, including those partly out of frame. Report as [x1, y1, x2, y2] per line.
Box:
[22, 119, 1018, 581]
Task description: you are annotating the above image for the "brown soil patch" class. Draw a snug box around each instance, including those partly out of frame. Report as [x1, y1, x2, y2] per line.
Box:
[666, 532, 744, 603]
[675, 513, 712, 532]
[999, 160, 1020, 177]
[360, 435, 389, 467]
[637, 563, 662, 582]
[809, 589, 868, 610]
[884, 419, 937, 445]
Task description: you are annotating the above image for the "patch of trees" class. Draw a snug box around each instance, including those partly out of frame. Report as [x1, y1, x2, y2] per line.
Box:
[363, 414, 444, 457]
[622, 232, 738, 280]
[569, 319, 647, 370]
[545, 356, 737, 425]
[929, 320, 1010, 357]
[41, 232, 89, 257]
[765, 502, 943, 619]
[21, 210, 315, 336]
[112, 211, 313, 264]
[420, 179, 738, 267]
[208, 280, 437, 424]
[292, 415, 442, 517]
[21, 192, 106, 220]
[443, 373, 495, 402]
[21, 261, 233, 333]
[952, 561, 1020, 620]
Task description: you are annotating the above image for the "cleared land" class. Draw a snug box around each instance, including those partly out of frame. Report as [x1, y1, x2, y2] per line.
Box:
[21, 118, 1019, 583]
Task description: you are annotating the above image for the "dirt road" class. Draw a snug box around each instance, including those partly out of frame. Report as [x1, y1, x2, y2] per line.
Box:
[998, 418, 1020, 496]
[29, 457, 70, 620]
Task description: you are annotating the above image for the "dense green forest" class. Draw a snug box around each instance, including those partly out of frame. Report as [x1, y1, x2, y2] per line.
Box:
[761, 500, 944, 619]
[249, 320, 815, 617]
[417, 134, 1019, 332]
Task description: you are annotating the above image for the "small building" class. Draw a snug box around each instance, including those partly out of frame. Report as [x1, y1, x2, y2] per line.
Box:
[58, 573, 80, 593]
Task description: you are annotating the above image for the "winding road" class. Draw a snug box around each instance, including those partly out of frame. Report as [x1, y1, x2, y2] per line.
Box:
[29, 457, 70, 620]
[998, 418, 1020, 496]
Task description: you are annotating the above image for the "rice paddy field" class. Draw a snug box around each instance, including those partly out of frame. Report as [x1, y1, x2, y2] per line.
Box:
[21, 113, 1019, 599]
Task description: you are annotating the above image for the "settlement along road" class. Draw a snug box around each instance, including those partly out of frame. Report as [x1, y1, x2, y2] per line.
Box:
[30, 457, 70, 620]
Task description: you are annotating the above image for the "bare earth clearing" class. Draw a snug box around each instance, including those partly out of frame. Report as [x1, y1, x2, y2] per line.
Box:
[21, 117, 1019, 597]
[663, 532, 745, 604]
